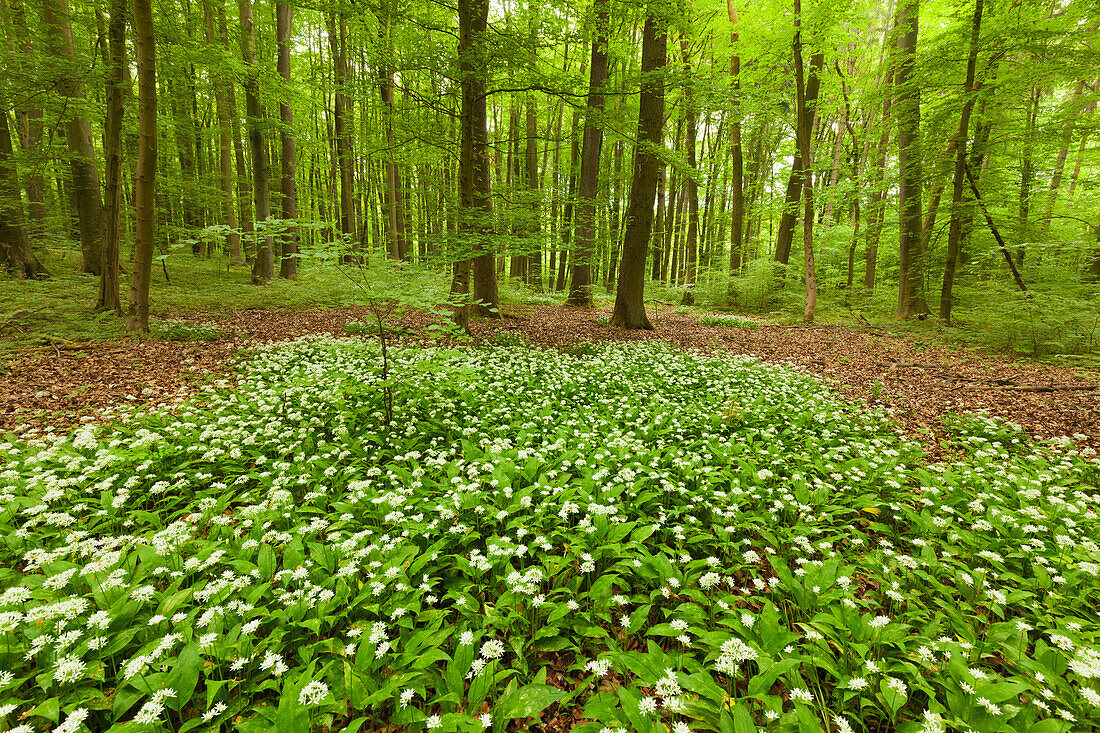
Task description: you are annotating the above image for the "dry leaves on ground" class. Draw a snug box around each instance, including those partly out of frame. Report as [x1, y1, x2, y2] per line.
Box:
[2, 304, 1097, 455]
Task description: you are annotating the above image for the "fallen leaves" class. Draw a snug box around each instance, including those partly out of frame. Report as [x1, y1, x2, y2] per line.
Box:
[2, 303, 1098, 455]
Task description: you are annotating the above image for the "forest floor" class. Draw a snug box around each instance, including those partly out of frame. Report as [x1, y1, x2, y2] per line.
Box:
[2, 303, 1099, 454]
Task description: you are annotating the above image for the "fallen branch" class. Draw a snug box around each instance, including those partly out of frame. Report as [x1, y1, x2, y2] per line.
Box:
[964, 162, 1029, 294]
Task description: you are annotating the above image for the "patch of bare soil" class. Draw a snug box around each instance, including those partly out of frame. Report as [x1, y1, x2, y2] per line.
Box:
[3, 304, 1098, 456]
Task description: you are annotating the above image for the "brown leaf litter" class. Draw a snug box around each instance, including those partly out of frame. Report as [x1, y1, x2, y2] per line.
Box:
[1, 304, 1097, 457]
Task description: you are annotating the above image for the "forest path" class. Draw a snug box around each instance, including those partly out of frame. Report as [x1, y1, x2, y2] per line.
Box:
[3, 303, 1098, 454]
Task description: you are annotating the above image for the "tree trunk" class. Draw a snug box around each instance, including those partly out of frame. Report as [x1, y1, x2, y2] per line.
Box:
[451, 0, 497, 326]
[0, 109, 47, 277]
[127, 0, 156, 332]
[1039, 77, 1089, 232]
[793, 0, 816, 323]
[610, 8, 665, 330]
[895, 0, 930, 318]
[1016, 86, 1039, 266]
[651, 162, 665, 280]
[8, 0, 46, 237]
[201, 0, 242, 264]
[276, 0, 299, 278]
[567, 0, 609, 306]
[727, 0, 743, 275]
[42, 0, 105, 275]
[680, 36, 699, 305]
[773, 53, 824, 268]
[98, 0, 125, 313]
[377, 6, 406, 260]
[327, 12, 356, 256]
[525, 93, 542, 288]
[605, 140, 623, 292]
[239, 0, 273, 282]
[939, 0, 982, 325]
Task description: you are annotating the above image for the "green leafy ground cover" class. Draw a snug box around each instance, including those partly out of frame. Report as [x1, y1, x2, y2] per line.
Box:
[2, 340, 1099, 732]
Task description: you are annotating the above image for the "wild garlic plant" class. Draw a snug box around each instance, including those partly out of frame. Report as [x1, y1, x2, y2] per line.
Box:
[0, 338, 1097, 732]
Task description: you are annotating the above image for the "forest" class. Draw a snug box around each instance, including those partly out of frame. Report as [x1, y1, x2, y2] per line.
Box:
[2, 0, 1100, 731]
[0, 0, 1097, 345]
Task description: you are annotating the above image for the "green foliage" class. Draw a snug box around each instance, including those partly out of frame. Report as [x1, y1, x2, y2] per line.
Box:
[488, 329, 530, 348]
[3, 339, 1099, 731]
[343, 320, 379, 337]
[949, 284, 1100, 358]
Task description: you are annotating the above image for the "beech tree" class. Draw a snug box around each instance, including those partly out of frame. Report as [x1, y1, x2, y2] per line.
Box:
[126, 0, 155, 332]
[567, 0, 610, 307]
[610, 5, 666, 330]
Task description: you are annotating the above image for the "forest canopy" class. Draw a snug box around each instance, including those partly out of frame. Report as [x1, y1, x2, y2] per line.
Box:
[0, 0, 1097, 343]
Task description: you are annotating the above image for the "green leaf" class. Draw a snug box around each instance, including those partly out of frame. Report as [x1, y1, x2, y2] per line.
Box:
[493, 683, 564, 722]
[166, 642, 203, 711]
[29, 697, 60, 724]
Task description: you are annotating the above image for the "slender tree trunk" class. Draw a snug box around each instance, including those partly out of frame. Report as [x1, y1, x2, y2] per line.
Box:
[610, 8, 665, 329]
[773, 53, 824, 267]
[239, 0, 273, 282]
[98, 0, 125, 312]
[605, 140, 623, 292]
[793, 0, 817, 323]
[43, 0, 105, 275]
[567, 0, 610, 306]
[556, 105, 580, 292]
[940, 0, 983, 324]
[201, 0, 241, 263]
[0, 109, 46, 277]
[276, 0, 298, 278]
[1039, 78, 1089, 232]
[8, 0, 46, 237]
[127, 0, 155, 332]
[895, 0, 930, 318]
[680, 36, 699, 305]
[525, 93, 542, 288]
[1016, 86, 1039, 266]
[377, 6, 406, 260]
[727, 0, 743, 275]
[651, 162, 665, 280]
[1066, 93, 1097, 201]
[327, 12, 356, 256]
[823, 72, 849, 225]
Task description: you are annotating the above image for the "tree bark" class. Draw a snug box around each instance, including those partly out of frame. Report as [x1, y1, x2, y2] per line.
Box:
[895, 0, 930, 318]
[0, 109, 47, 278]
[525, 93, 542, 288]
[567, 0, 610, 306]
[98, 0, 125, 313]
[1016, 86, 1039, 266]
[451, 0, 497, 326]
[651, 161, 665, 280]
[127, 0, 156, 332]
[276, 0, 299, 278]
[793, 0, 816, 323]
[610, 9, 665, 330]
[377, 4, 406, 260]
[42, 0, 105, 275]
[201, 0, 242, 264]
[939, 0, 982, 325]
[239, 0, 273, 282]
[680, 36, 699, 305]
[8, 0, 46, 237]
[727, 0, 743, 275]
[327, 12, 356, 256]
[773, 53, 824, 267]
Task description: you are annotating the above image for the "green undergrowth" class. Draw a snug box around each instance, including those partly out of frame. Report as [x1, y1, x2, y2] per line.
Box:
[0, 246, 448, 355]
[2, 340, 1099, 732]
